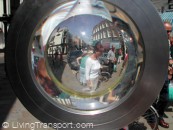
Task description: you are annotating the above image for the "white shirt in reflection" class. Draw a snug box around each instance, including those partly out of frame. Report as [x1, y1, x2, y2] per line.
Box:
[85, 57, 101, 80]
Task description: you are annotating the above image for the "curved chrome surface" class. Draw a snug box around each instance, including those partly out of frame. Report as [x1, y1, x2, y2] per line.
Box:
[30, 0, 143, 113]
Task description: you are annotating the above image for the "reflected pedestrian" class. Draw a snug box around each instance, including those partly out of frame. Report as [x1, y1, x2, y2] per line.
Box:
[77, 53, 89, 86]
[107, 46, 116, 75]
[147, 22, 172, 130]
[85, 40, 104, 92]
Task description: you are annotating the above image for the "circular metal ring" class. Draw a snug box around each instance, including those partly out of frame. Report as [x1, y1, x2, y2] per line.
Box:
[6, 0, 168, 129]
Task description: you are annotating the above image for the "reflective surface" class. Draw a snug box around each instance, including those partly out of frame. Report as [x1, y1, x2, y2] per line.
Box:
[30, 0, 144, 113]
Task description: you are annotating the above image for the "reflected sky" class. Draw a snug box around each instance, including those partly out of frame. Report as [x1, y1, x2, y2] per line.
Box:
[58, 15, 104, 43]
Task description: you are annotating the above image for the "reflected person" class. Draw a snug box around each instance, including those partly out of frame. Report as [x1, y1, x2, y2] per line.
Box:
[107, 46, 116, 75]
[85, 41, 104, 92]
[155, 22, 172, 129]
[77, 53, 89, 86]
[147, 22, 172, 130]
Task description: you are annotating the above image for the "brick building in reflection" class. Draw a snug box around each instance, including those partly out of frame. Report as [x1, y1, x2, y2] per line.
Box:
[92, 19, 121, 51]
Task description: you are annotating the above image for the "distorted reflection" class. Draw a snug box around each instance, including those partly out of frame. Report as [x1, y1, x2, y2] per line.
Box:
[31, 0, 144, 112]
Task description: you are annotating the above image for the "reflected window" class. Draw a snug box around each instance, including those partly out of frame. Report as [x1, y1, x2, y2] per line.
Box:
[101, 32, 103, 39]
[103, 31, 107, 38]
[107, 30, 111, 37]
[112, 30, 117, 37]
[98, 34, 100, 39]
[97, 27, 100, 31]
[106, 23, 108, 27]
[102, 24, 105, 28]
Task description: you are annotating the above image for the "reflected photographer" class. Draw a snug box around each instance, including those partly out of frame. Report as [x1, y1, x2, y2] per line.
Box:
[36, 58, 60, 97]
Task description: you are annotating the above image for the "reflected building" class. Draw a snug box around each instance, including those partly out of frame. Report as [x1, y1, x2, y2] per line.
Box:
[47, 28, 71, 57]
[92, 19, 121, 51]
[72, 36, 87, 50]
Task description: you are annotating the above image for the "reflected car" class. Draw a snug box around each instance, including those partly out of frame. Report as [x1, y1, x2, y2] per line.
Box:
[99, 53, 108, 65]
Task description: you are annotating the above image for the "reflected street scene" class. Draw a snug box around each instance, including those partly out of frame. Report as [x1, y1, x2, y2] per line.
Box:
[46, 15, 127, 95]
[30, 0, 144, 112]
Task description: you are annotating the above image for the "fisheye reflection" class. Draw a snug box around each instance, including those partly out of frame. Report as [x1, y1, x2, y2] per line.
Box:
[31, 1, 143, 112]
[46, 15, 131, 95]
